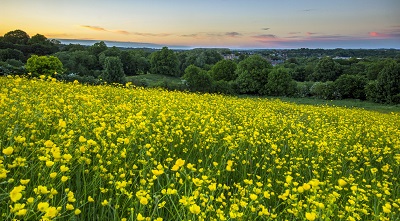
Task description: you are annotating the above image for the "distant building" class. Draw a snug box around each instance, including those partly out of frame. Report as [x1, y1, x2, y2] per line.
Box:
[223, 54, 239, 60]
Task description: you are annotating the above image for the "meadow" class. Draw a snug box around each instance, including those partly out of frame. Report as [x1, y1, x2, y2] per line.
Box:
[0, 75, 399, 220]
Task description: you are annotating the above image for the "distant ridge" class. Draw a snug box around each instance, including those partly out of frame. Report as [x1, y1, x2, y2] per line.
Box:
[56, 39, 191, 50]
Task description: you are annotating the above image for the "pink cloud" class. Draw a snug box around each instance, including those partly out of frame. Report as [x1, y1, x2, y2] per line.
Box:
[369, 32, 389, 38]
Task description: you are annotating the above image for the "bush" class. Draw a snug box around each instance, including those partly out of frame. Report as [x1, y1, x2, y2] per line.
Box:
[182, 65, 213, 93]
[102, 56, 126, 84]
[295, 81, 314, 97]
[56, 74, 101, 85]
[212, 80, 235, 95]
[310, 81, 339, 100]
[265, 67, 297, 96]
[26, 55, 63, 77]
[334, 74, 367, 100]
[365, 80, 379, 102]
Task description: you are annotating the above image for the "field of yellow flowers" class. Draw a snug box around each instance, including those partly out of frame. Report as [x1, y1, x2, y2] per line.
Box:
[1, 75, 399, 221]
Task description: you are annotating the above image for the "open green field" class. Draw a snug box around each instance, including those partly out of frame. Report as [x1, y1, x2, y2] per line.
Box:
[269, 97, 400, 114]
[126, 74, 183, 88]
[1, 76, 399, 220]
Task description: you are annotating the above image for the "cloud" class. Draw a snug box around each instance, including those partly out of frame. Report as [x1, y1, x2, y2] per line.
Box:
[181, 33, 200, 38]
[80, 25, 131, 35]
[225, 32, 241, 37]
[262, 28, 270, 31]
[369, 31, 390, 38]
[253, 34, 277, 39]
[133, 32, 171, 37]
[81, 25, 107, 32]
[301, 9, 315, 12]
[288, 32, 301, 35]
[306, 32, 318, 36]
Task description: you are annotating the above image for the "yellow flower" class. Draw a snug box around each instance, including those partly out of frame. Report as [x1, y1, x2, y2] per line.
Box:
[151, 169, 164, 176]
[250, 193, 258, 201]
[50, 172, 57, 179]
[16, 208, 27, 216]
[37, 202, 49, 212]
[137, 213, 145, 221]
[305, 212, 317, 221]
[171, 158, 185, 171]
[66, 203, 74, 210]
[20, 179, 30, 185]
[302, 183, 311, 191]
[60, 165, 69, 172]
[45, 161, 55, 167]
[79, 136, 87, 143]
[382, 203, 391, 213]
[10, 185, 25, 202]
[338, 179, 347, 187]
[2, 146, 14, 155]
[101, 199, 109, 206]
[88, 196, 94, 202]
[61, 176, 69, 182]
[58, 119, 67, 128]
[27, 197, 34, 204]
[44, 140, 54, 148]
[140, 197, 148, 205]
[189, 204, 201, 215]
[45, 206, 58, 218]
[74, 209, 81, 215]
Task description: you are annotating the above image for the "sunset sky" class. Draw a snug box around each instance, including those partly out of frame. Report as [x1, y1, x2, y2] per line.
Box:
[1, 0, 399, 49]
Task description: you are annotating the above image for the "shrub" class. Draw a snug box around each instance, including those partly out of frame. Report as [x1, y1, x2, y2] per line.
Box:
[26, 55, 63, 77]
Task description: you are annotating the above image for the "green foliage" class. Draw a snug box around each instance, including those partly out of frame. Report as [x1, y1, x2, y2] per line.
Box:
[0, 59, 26, 75]
[210, 59, 237, 81]
[266, 67, 296, 96]
[150, 47, 179, 76]
[3, 29, 30, 44]
[212, 80, 235, 95]
[375, 60, 400, 104]
[334, 74, 367, 100]
[28, 34, 48, 45]
[295, 81, 314, 98]
[235, 55, 272, 94]
[102, 56, 126, 84]
[26, 55, 63, 77]
[309, 56, 342, 82]
[120, 51, 150, 75]
[310, 81, 339, 100]
[89, 41, 108, 57]
[0, 48, 24, 62]
[55, 51, 98, 76]
[183, 65, 213, 92]
[289, 66, 308, 82]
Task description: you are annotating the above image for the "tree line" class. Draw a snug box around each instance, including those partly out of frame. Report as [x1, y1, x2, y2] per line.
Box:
[1, 29, 400, 104]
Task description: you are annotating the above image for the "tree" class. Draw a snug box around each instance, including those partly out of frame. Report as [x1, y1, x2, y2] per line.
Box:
[210, 59, 237, 81]
[375, 60, 400, 103]
[150, 47, 179, 76]
[334, 74, 367, 100]
[55, 50, 98, 76]
[0, 48, 24, 62]
[235, 55, 272, 94]
[120, 51, 150, 75]
[183, 65, 213, 92]
[102, 56, 126, 84]
[266, 67, 297, 96]
[28, 34, 48, 45]
[89, 41, 107, 57]
[26, 55, 63, 77]
[309, 56, 342, 82]
[3, 30, 30, 44]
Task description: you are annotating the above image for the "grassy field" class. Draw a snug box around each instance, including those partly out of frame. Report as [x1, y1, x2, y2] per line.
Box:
[1, 76, 399, 220]
[269, 97, 400, 114]
[126, 74, 183, 88]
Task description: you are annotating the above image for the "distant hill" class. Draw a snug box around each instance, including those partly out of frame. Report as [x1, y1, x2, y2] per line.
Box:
[56, 39, 191, 50]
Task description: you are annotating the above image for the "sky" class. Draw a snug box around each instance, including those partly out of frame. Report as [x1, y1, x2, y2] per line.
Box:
[1, 0, 400, 49]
